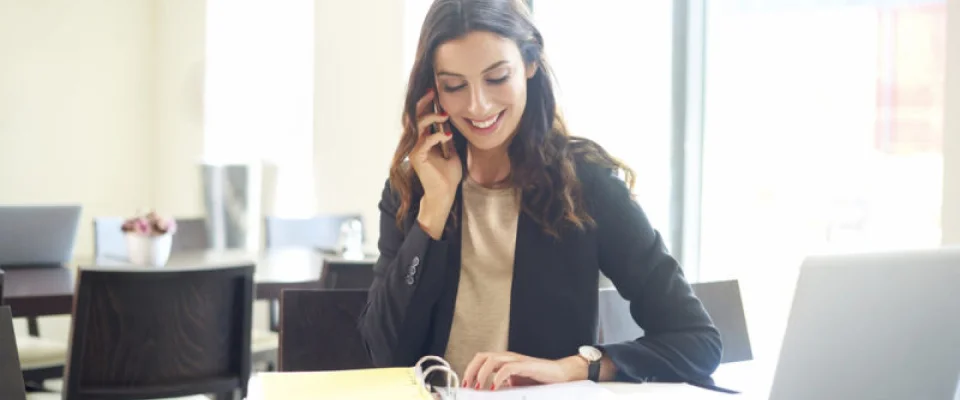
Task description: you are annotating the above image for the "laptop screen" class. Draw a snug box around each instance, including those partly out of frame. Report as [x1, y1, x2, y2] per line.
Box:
[0, 205, 81, 266]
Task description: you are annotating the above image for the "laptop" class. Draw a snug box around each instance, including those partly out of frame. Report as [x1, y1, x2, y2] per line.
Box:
[769, 247, 960, 400]
[0, 306, 27, 400]
[0, 205, 81, 267]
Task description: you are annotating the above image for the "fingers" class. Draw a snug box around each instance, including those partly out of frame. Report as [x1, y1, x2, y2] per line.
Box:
[461, 353, 490, 389]
[415, 89, 437, 117]
[416, 113, 450, 135]
[476, 354, 518, 390]
[462, 352, 522, 390]
[492, 363, 529, 390]
[413, 129, 453, 158]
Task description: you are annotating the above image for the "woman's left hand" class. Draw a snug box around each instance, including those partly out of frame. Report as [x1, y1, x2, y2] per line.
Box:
[461, 351, 588, 390]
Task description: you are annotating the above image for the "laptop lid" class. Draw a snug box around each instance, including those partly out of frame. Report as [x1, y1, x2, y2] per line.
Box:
[769, 248, 960, 400]
[0, 306, 27, 400]
[0, 205, 81, 267]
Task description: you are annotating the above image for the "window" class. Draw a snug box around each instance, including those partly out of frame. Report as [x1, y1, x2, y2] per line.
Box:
[204, 1, 316, 217]
[697, 0, 946, 359]
[535, 2, 676, 248]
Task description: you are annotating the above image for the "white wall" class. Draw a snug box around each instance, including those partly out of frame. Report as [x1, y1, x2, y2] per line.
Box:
[154, 0, 207, 217]
[313, 0, 408, 242]
[943, 0, 960, 244]
[0, 0, 158, 259]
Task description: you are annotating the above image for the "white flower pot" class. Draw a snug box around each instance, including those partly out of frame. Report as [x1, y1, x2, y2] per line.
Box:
[125, 233, 173, 266]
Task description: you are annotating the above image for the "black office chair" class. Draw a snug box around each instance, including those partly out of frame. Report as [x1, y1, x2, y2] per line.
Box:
[59, 264, 254, 400]
[319, 259, 375, 290]
[278, 289, 372, 372]
[598, 279, 753, 364]
[91, 216, 277, 372]
[1, 306, 28, 400]
[263, 214, 365, 332]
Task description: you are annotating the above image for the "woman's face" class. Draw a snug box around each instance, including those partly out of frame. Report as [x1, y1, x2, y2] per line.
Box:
[433, 31, 536, 152]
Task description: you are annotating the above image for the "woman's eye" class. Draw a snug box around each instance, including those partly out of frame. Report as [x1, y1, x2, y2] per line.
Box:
[487, 74, 510, 84]
[442, 83, 466, 92]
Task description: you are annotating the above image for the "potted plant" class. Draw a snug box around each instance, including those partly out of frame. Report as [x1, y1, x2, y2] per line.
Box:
[122, 211, 177, 266]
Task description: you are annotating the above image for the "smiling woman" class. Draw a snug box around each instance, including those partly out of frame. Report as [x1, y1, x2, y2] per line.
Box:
[433, 33, 535, 151]
[359, 0, 722, 392]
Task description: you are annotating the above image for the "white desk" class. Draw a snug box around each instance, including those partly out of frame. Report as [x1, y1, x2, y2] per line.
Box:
[601, 382, 741, 398]
[246, 373, 751, 399]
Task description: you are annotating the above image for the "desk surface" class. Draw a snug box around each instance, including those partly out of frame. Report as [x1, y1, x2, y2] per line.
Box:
[1, 249, 377, 318]
[245, 372, 743, 400]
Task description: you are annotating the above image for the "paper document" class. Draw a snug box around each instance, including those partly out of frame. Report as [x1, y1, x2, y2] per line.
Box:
[601, 382, 739, 399]
[451, 380, 616, 400]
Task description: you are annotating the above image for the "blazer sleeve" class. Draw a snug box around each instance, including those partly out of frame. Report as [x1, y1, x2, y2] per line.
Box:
[358, 180, 451, 367]
[586, 166, 722, 384]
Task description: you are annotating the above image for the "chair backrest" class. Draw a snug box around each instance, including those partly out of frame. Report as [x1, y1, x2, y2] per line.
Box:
[319, 259, 375, 289]
[92, 217, 126, 259]
[170, 218, 210, 253]
[94, 217, 210, 259]
[598, 279, 752, 364]
[0, 306, 27, 400]
[0, 269, 4, 303]
[278, 289, 371, 372]
[63, 264, 254, 400]
[691, 280, 752, 363]
[264, 215, 363, 251]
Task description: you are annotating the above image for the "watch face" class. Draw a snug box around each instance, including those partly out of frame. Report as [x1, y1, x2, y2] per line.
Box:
[579, 345, 602, 362]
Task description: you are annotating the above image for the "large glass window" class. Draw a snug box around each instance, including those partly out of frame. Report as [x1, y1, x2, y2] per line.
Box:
[535, 2, 676, 247]
[698, 0, 946, 360]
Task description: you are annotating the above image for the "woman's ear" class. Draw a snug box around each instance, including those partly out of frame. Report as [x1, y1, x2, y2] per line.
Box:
[525, 61, 538, 79]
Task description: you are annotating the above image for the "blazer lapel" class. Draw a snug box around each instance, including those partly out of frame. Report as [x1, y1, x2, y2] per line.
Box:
[508, 209, 549, 354]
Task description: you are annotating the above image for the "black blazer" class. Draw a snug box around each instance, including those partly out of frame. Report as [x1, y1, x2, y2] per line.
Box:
[358, 161, 722, 384]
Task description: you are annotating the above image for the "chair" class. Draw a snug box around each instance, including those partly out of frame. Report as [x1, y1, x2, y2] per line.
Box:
[598, 279, 753, 364]
[18, 338, 66, 391]
[690, 280, 752, 363]
[92, 216, 277, 371]
[264, 215, 363, 251]
[1, 306, 28, 400]
[169, 218, 210, 253]
[318, 259, 375, 290]
[278, 289, 372, 372]
[26, 217, 221, 386]
[59, 264, 254, 400]
[263, 214, 364, 332]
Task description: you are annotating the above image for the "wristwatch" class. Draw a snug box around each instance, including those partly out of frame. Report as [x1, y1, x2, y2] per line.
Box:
[578, 345, 603, 382]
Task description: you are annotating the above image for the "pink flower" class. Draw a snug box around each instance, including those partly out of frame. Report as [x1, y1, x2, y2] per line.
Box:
[135, 218, 149, 234]
[122, 210, 177, 236]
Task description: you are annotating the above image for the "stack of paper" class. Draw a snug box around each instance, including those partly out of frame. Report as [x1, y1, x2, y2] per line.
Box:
[448, 380, 616, 399]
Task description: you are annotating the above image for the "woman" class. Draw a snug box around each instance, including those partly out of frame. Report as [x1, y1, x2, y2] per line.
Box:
[358, 0, 721, 391]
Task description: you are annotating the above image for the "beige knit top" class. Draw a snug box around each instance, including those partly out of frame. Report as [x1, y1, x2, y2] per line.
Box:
[443, 177, 521, 378]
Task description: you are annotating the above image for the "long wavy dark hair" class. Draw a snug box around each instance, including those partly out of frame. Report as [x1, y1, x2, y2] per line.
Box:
[389, 0, 635, 238]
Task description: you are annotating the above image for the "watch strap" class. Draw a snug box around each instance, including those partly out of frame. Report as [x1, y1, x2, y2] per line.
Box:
[587, 359, 601, 382]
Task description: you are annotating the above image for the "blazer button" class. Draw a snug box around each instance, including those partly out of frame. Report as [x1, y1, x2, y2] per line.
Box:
[405, 275, 415, 286]
[408, 264, 417, 276]
[411, 256, 420, 268]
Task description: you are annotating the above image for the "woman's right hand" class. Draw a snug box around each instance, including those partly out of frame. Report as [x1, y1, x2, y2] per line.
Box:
[410, 89, 462, 239]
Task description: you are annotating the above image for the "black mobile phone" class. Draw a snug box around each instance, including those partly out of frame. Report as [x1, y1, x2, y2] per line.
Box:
[433, 99, 451, 159]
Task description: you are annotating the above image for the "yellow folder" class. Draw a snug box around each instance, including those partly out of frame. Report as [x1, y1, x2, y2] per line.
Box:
[255, 367, 432, 400]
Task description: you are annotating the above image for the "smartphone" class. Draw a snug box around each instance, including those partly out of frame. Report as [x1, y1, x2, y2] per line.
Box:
[432, 99, 451, 159]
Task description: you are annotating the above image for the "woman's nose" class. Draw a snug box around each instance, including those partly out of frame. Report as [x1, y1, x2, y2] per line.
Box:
[468, 87, 493, 116]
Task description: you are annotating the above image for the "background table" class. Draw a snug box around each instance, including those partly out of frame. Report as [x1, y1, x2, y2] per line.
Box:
[1, 249, 377, 319]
